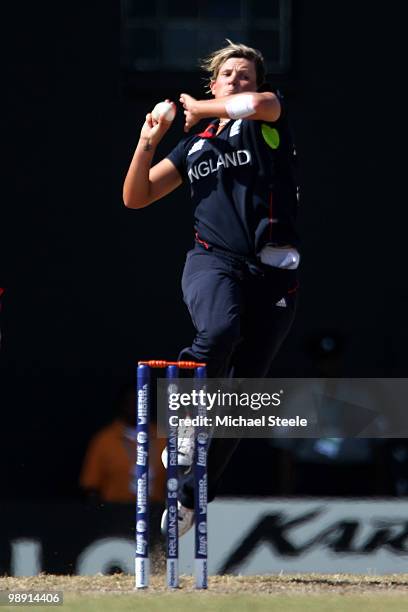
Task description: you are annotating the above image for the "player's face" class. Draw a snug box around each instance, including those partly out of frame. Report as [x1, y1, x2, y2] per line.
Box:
[210, 57, 258, 98]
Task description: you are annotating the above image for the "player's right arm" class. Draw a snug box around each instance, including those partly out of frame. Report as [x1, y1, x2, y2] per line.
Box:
[123, 102, 182, 209]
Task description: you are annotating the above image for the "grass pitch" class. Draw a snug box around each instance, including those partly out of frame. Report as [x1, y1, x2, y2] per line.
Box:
[1, 574, 408, 611]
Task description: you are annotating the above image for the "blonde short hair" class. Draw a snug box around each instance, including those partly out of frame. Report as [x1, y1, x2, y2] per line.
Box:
[200, 39, 266, 93]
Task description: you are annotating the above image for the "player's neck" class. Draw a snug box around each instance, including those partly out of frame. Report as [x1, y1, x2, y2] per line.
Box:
[217, 118, 230, 134]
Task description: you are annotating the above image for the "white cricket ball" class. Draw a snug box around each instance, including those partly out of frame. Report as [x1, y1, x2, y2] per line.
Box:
[151, 101, 176, 122]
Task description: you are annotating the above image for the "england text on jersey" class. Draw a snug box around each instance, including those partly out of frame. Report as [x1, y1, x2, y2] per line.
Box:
[187, 149, 252, 183]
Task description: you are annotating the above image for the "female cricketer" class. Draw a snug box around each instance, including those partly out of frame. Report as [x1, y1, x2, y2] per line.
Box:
[123, 40, 300, 534]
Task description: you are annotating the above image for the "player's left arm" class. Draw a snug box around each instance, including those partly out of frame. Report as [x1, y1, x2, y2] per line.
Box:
[180, 92, 280, 132]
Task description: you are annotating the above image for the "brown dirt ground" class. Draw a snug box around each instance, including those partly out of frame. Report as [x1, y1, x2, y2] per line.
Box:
[1, 574, 408, 596]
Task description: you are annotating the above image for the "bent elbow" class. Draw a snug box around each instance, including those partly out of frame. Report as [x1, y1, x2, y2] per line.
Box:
[123, 199, 141, 209]
[122, 193, 134, 208]
[122, 189, 144, 209]
[256, 93, 281, 122]
[123, 197, 135, 209]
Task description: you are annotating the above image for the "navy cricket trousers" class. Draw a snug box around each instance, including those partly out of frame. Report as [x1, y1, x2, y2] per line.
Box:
[177, 244, 298, 508]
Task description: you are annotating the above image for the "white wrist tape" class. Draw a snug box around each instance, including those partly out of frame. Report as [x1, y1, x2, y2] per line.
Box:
[225, 94, 255, 120]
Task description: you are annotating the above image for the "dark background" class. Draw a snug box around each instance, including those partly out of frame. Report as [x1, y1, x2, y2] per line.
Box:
[1, 1, 405, 500]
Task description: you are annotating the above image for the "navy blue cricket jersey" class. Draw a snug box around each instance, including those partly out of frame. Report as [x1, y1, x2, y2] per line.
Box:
[167, 97, 299, 256]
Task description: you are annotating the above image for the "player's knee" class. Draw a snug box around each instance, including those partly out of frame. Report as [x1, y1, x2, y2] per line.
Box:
[206, 319, 241, 356]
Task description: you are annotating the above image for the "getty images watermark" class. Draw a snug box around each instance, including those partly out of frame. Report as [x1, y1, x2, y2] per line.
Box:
[166, 388, 308, 430]
[157, 378, 312, 439]
[157, 378, 408, 439]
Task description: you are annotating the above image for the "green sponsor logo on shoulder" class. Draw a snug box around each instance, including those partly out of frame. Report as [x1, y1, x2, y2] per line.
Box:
[261, 124, 280, 149]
